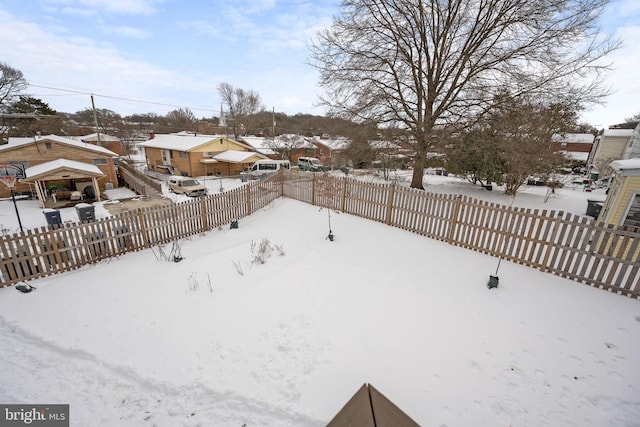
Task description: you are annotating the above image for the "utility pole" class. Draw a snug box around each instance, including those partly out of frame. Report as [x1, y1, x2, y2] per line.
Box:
[90, 95, 103, 146]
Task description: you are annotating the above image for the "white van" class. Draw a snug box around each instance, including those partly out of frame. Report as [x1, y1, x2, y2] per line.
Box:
[248, 159, 291, 179]
[297, 157, 323, 172]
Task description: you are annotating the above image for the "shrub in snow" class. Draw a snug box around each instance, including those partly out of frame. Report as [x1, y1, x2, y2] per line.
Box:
[186, 272, 199, 293]
[250, 239, 285, 265]
[231, 260, 244, 276]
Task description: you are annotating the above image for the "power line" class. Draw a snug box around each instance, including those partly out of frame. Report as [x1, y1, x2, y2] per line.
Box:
[28, 83, 217, 114]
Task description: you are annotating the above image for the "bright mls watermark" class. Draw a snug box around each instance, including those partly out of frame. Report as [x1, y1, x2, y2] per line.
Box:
[0, 405, 69, 426]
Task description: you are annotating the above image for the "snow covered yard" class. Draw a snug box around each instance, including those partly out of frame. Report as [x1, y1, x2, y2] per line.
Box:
[0, 197, 638, 426]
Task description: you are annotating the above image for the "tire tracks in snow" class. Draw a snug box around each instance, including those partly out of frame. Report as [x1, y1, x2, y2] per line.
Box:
[0, 317, 324, 426]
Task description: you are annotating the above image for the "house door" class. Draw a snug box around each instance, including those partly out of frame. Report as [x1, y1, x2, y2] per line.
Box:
[161, 150, 171, 166]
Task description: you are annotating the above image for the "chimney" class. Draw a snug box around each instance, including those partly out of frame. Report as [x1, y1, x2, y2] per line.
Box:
[149, 131, 155, 140]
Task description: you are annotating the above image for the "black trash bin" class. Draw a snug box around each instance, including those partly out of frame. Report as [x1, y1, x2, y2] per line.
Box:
[43, 209, 62, 227]
[75, 203, 95, 223]
[586, 199, 604, 218]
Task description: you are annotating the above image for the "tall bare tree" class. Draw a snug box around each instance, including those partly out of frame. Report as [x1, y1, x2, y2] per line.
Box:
[165, 107, 197, 132]
[218, 83, 265, 138]
[310, 0, 618, 189]
[0, 62, 27, 110]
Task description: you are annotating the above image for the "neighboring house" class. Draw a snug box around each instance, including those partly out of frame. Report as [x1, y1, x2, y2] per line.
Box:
[587, 128, 634, 177]
[79, 133, 123, 156]
[0, 135, 119, 204]
[138, 132, 266, 177]
[598, 158, 640, 229]
[309, 135, 350, 168]
[552, 133, 595, 164]
[241, 134, 323, 164]
[622, 123, 640, 159]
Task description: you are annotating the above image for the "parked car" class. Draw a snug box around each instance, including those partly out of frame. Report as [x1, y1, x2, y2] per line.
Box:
[167, 176, 208, 197]
[297, 157, 323, 172]
[247, 159, 291, 180]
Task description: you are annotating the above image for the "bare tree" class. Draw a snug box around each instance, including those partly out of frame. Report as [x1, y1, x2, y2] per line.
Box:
[493, 95, 574, 195]
[267, 134, 308, 160]
[0, 62, 28, 110]
[310, 0, 619, 189]
[218, 83, 265, 138]
[165, 107, 197, 132]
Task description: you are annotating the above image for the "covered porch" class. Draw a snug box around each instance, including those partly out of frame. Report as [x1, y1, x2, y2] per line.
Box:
[21, 159, 105, 209]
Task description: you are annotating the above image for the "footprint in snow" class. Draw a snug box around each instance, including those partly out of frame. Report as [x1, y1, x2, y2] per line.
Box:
[604, 342, 617, 349]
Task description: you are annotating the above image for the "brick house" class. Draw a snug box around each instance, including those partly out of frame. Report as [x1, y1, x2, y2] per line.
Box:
[138, 132, 267, 177]
[0, 135, 119, 204]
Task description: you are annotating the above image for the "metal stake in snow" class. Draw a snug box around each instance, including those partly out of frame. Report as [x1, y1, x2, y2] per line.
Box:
[488, 195, 516, 289]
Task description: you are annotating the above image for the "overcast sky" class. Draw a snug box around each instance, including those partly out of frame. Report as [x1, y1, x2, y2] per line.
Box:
[0, 0, 638, 128]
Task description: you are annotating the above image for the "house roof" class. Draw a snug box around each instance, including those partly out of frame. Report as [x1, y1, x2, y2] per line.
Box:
[603, 129, 634, 138]
[611, 158, 640, 173]
[212, 150, 266, 164]
[137, 134, 227, 151]
[80, 133, 121, 142]
[22, 159, 105, 182]
[552, 133, 595, 144]
[241, 135, 316, 150]
[137, 133, 256, 152]
[311, 135, 350, 150]
[563, 151, 589, 161]
[3, 135, 118, 157]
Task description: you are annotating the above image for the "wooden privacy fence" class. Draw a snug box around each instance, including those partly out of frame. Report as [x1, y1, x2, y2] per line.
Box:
[2, 169, 638, 298]
[283, 170, 640, 298]
[0, 174, 282, 286]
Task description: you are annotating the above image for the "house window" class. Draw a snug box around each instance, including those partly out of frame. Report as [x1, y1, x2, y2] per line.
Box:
[203, 152, 213, 157]
[179, 152, 187, 159]
[92, 158, 108, 165]
[623, 193, 640, 229]
[45, 142, 52, 150]
[320, 149, 325, 156]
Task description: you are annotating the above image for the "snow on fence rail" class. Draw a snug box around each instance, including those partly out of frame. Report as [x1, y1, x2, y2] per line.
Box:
[1, 170, 638, 298]
[0, 174, 282, 287]
[283, 170, 639, 298]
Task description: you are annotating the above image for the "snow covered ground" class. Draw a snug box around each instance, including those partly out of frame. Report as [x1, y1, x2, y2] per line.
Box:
[0, 172, 637, 426]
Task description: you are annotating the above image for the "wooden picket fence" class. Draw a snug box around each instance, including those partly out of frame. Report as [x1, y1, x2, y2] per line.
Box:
[0, 174, 282, 286]
[283, 170, 640, 298]
[1, 169, 638, 298]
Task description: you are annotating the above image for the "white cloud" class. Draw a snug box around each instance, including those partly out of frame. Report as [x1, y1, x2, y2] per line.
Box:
[43, 0, 160, 16]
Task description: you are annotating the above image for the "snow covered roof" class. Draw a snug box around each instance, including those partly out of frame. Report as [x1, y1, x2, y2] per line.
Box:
[137, 134, 226, 151]
[311, 135, 350, 150]
[603, 129, 634, 138]
[370, 140, 400, 150]
[3, 135, 118, 156]
[241, 135, 315, 150]
[552, 133, 595, 144]
[23, 159, 105, 181]
[79, 133, 121, 142]
[610, 158, 640, 173]
[563, 151, 589, 161]
[212, 150, 265, 164]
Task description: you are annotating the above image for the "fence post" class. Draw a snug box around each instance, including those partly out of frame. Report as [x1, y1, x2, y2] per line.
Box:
[385, 183, 396, 225]
[539, 213, 563, 272]
[447, 195, 463, 244]
[246, 183, 252, 215]
[311, 174, 316, 206]
[47, 227, 64, 268]
[341, 177, 347, 212]
[279, 169, 285, 197]
[200, 197, 209, 231]
[137, 210, 150, 248]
